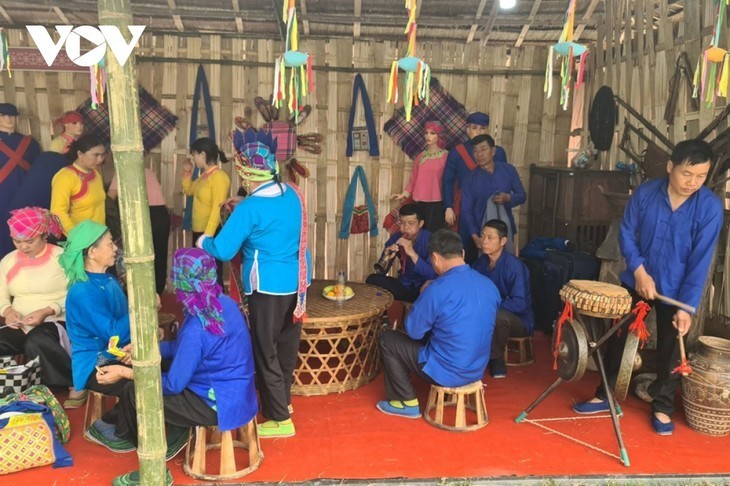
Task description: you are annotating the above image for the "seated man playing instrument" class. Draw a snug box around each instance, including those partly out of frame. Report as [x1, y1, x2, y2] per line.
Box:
[376, 229, 501, 418]
[366, 203, 436, 303]
[472, 219, 534, 379]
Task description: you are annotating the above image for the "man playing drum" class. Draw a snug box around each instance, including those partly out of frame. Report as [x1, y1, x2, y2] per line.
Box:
[573, 139, 723, 435]
[375, 229, 501, 418]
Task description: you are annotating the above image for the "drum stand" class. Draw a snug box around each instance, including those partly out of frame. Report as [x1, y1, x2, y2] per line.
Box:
[515, 308, 635, 467]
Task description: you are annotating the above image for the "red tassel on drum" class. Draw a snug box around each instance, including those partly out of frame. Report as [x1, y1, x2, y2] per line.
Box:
[628, 301, 652, 349]
[553, 301, 574, 370]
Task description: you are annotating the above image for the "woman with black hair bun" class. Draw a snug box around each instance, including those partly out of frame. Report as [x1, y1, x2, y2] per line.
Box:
[181, 137, 230, 281]
[50, 134, 107, 235]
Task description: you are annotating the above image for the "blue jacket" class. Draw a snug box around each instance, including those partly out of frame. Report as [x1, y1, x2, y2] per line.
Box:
[460, 162, 526, 237]
[406, 264, 500, 386]
[472, 252, 535, 334]
[203, 181, 311, 295]
[65, 272, 131, 390]
[442, 141, 508, 210]
[159, 295, 258, 431]
[380, 230, 437, 289]
[619, 177, 723, 310]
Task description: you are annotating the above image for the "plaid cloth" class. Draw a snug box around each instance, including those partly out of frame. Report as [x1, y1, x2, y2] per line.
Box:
[77, 87, 178, 152]
[171, 248, 224, 335]
[384, 77, 469, 159]
[8, 207, 62, 240]
[262, 121, 296, 162]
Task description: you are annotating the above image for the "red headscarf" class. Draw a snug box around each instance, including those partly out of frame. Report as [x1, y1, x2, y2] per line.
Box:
[54, 111, 83, 126]
[8, 207, 63, 240]
[424, 120, 445, 149]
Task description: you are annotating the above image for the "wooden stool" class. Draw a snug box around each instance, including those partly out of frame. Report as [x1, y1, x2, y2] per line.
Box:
[504, 336, 535, 367]
[423, 381, 488, 432]
[183, 420, 263, 481]
[83, 391, 119, 442]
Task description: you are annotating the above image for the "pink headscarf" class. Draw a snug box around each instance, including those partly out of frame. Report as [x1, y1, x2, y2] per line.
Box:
[424, 120, 445, 149]
[8, 207, 63, 240]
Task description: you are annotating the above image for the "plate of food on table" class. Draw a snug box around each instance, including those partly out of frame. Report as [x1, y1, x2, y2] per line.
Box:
[322, 284, 355, 301]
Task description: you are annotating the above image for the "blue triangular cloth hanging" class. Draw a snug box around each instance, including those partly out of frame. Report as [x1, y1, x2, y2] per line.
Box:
[346, 74, 380, 157]
[183, 65, 216, 231]
[339, 165, 378, 238]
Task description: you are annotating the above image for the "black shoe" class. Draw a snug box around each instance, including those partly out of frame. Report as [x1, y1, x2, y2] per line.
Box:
[489, 358, 507, 379]
[165, 425, 189, 461]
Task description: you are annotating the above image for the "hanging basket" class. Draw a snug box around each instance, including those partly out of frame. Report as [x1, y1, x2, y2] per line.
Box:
[284, 50, 309, 68]
[554, 41, 588, 57]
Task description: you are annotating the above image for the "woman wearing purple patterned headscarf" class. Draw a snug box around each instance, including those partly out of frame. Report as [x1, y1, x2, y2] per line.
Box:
[99, 248, 257, 474]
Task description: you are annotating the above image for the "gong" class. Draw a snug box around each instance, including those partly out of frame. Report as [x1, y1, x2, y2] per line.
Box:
[613, 330, 642, 401]
[556, 319, 589, 382]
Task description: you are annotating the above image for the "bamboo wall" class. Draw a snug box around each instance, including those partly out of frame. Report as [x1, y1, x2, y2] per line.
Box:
[586, 0, 729, 168]
[0, 30, 572, 283]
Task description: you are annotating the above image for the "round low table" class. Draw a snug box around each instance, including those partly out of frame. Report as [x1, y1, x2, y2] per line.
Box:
[291, 279, 393, 396]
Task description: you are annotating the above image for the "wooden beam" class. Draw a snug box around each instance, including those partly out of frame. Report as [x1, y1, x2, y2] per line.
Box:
[300, 0, 310, 35]
[354, 0, 361, 39]
[232, 0, 243, 33]
[466, 0, 488, 44]
[52, 6, 69, 24]
[573, 0, 601, 41]
[479, 0, 500, 46]
[0, 4, 15, 24]
[515, 0, 543, 48]
[167, 0, 184, 32]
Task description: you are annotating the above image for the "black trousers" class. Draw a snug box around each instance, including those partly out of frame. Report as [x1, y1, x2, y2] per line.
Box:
[115, 381, 217, 446]
[0, 322, 72, 388]
[85, 365, 133, 424]
[491, 309, 528, 361]
[192, 231, 223, 286]
[149, 205, 170, 295]
[379, 329, 436, 401]
[248, 292, 301, 422]
[595, 286, 680, 415]
[365, 274, 420, 303]
[417, 201, 445, 233]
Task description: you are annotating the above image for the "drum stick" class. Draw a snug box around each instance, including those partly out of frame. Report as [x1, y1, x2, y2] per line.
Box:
[678, 334, 689, 377]
[655, 293, 696, 314]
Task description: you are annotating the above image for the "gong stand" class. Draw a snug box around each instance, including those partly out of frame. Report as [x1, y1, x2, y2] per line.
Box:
[515, 307, 636, 467]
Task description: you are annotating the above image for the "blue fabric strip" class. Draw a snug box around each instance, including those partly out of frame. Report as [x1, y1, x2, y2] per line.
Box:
[339, 165, 378, 238]
[346, 74, 380, 157]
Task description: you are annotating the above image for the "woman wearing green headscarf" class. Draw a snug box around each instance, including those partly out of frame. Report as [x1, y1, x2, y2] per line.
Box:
[60, 219, 134, 452]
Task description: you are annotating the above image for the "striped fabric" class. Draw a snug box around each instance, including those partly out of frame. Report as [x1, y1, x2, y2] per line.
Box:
[384, 77, 469, 159]
[77, 87, 178, 152]
[262, 121, 297, 162]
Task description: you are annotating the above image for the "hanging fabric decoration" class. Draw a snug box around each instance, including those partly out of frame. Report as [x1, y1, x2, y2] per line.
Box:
[387, 0, 432, 122]
[692, 0, 730, 106]
[0, 28, 12, 77]
[272, 0, 315, 123]
[88, 58, 107, 110]
[545, 0, 588, 111]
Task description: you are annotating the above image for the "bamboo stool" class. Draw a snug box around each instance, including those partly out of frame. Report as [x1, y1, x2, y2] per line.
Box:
[423, 381, 489, 432]
[183, 420, 263, 481]
[83, 391, 119, 442]
[504, 336, 535, 367]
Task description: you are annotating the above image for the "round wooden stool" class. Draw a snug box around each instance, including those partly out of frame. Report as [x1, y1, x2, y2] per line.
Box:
[183, 420, 263, 481]
[504, 336, 535, 366]
[423, 381, 489, 432]
[83, 391, 119, 442]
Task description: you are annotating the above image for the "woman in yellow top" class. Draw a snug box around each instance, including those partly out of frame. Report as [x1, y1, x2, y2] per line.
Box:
[182, 137, 230, 281]
[51, 134, 107, 235]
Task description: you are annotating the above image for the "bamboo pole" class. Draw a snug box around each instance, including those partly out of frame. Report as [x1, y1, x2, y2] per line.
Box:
[98, 0, 167, 483]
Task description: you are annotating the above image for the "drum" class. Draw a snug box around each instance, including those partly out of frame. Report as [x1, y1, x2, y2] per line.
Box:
[682, 336, 730, 436]
[559, 280, 632, 319]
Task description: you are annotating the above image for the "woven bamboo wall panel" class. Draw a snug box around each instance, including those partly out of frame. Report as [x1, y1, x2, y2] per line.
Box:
[0, 30, 570, 283]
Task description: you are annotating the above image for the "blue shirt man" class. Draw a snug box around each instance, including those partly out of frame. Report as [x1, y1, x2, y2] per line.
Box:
[366, 203, 437, 302]
[574, 139, 723, 436]
[472, 219, 534, 378]
[460, 134, 526, 262]
[376, 229, 501, 419]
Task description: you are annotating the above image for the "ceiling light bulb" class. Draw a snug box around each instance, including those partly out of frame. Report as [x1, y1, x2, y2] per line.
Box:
[500, 0, 517, 9]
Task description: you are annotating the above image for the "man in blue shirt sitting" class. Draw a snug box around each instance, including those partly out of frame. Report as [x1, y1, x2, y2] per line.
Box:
[472, 219, 534, 379]
[376, 229, 501, 418]
[573, 139, 723, 436]
[366, 203, 436, 302]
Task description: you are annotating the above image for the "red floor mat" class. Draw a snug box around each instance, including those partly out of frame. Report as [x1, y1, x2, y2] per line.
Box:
[5, 309, 730, 484]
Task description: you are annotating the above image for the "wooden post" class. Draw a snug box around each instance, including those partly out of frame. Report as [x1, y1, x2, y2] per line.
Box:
[97, 0, 167, 483]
